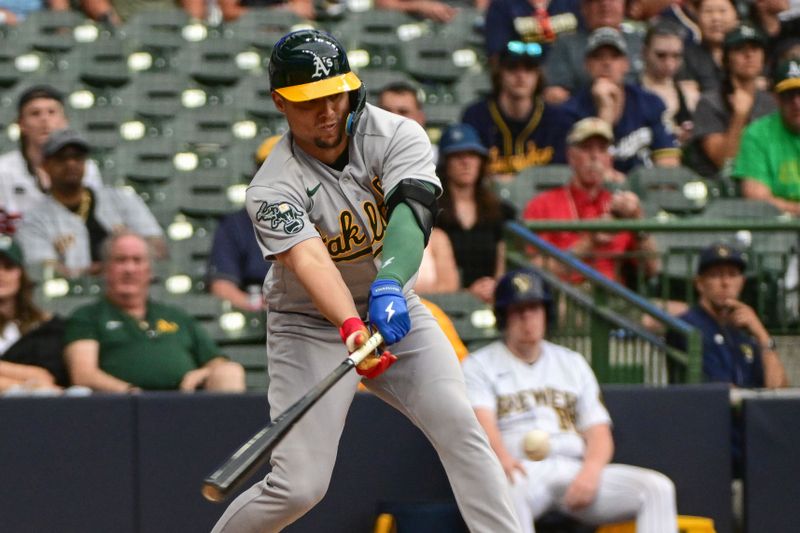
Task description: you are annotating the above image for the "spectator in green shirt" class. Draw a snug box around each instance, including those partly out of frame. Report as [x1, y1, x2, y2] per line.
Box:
[733, 57, 800, 214]
[64, 231, 245, 392]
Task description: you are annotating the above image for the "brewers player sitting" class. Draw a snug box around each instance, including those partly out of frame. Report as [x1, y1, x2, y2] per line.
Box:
[463, 268, 677, 533]
[211, 29, 522, 532]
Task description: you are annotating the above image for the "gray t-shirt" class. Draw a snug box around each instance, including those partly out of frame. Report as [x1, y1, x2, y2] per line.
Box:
[687, 89, 776, 178]
[246, 104, 440, 318]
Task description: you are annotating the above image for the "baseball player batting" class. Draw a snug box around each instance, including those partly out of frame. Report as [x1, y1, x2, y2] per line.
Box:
[462, 268, 678, 532]
[210, 29, 521, 532]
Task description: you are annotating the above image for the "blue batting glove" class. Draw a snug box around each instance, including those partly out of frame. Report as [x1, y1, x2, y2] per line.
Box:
[368, 279, 410, 345]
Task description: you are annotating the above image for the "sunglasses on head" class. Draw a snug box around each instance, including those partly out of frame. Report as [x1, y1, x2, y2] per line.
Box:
[506, 41, 543, 58]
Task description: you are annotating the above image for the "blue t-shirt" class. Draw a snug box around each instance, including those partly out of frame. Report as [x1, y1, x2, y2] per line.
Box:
[208, 209, 270, 289]
[666, 305, 765, 388]
[461, 97, 570, 174]
[483, 0, 581, 58]
[560, 83, 680, 173]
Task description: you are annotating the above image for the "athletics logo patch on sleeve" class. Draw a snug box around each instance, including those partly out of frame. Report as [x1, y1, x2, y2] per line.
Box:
[256, 201, 305, 234]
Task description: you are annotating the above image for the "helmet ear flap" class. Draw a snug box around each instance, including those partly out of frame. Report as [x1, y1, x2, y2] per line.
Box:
[346, 83, 366, 136]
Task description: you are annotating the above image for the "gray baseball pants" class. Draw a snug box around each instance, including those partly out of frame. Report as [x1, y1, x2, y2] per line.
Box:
[211, 294, 522, 533]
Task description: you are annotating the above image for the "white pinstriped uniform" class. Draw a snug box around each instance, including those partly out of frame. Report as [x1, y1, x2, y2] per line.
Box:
[463, 340, 678, 532]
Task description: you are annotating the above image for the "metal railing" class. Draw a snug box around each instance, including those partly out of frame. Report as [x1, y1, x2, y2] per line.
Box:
[505, 221, 702, 385]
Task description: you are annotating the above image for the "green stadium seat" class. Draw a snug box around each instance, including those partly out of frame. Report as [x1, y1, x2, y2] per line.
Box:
[453, 70, 491, 105]
[71, 105, 133, 153]
[223, 344, 268, 392]
[231, 75, 288, 139]
[329, 10, 418, 70]
[117, 72, 191, 121]
[226, 10, 304, 55]
[177, 37, 251, 87]
[423, 291, 499, 350]
[69, 39, 130, 88]
[167, 230, 215, 280]
[19, 10, 86, 54]
[701, 197, 783, 219]
[121, 9, 193, 74]
[358, 69, 417, 105]
[400, 35, 468, 84]
[494, 164, 572, 214]
[173, 107, 236, 149]
[628, 166, 708, 216]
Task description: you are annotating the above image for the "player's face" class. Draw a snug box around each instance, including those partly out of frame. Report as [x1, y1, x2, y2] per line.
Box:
[499, 62, 539, 101]
[645, 35, 683, 80]
[378, 91, 425, 127]
[105, 235, 152, 300]
[0, 257, 22, 300]
[726, 43, 764, 81]
[778, 89, 800, 134]
[567, 136, 613, 189]
[445, 152, 483, 188]
[586, 47, 629, 85]
[18, 98, 68, 147]
[273, 91, 349, 157]
[581, 0, 624, 30]
[695, 263, 744, 312]
[505, 302, 547, 346]
[42, 147, 87, 191]
[697, 0, 738, 46]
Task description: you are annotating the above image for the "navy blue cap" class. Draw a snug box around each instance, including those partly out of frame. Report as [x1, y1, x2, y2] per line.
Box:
[697, 243, 747, 275]
[438, 123, 488, 162]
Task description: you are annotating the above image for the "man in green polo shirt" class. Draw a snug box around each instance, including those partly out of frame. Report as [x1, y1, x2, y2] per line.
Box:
[734, 58, 800, 214]
[64, 232, 245, 392]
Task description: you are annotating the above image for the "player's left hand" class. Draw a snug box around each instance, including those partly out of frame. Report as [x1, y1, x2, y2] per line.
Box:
[368, 279, 411, 345]
[563, 468, 601, 510]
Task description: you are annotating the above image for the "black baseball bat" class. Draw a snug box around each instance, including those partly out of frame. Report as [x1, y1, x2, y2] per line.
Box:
[201, 332, 384, 502]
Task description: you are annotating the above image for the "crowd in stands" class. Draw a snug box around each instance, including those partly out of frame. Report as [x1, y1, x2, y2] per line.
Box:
[0, 0, 798, 397]
[2, 4, 798, 531]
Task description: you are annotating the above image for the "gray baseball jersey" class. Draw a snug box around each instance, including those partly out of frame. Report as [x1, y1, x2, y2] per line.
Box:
[246, 104, 439, 318]
[463, 340, 677, 532]
[212, 105, 522, 533]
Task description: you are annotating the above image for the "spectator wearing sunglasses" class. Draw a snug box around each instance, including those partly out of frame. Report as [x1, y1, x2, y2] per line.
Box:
[640, 21, 699, 146]
[462, 40, 570, 181]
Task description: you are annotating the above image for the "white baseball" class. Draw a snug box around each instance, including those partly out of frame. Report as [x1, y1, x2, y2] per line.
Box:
[522, 429, 550, 461]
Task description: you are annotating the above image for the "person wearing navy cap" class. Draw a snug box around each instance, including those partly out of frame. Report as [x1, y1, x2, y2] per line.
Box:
[667, 242, 788, 390]
[666, 242, 788, 480]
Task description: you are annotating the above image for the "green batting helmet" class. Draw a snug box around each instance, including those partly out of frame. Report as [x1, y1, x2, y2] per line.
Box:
[269, 29, 366, 135]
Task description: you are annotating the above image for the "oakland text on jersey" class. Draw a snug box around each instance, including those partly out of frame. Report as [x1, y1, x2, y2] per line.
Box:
[317, 176, 387, 263]
[496, 386, 578, 431]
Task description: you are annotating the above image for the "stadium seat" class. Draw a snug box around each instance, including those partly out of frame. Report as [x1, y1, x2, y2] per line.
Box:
[173, 107, 236, 149]
[701, 197, 783, 219]
[422, 291, 499, 350]
[71, 105, 132, 153]
[358, 69, 418, 105]
[223, 344, 268, 392]
[494, 164, 572, 214]
[69, 39, 130, 88]
[118, 72, 191, 121]
[231, 75, 288, 139]
[121, 9, 191, 73]
[400, 35, 468, 84]
[453, 70, 491, 105]
[329, 10, 418, 71]
[18, 10, 86, 54]
[225, 10, 304, 55]
[167, 230, 215, 280]
[628, 166, 708, 216]
[177, 37, 251, 87]
[0, 38, 23, 89]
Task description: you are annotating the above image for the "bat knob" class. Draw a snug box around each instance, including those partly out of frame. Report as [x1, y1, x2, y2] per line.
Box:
[202, 483, 225, 503]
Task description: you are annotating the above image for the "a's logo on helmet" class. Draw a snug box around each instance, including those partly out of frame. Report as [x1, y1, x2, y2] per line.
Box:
[312, 55, 333, 79]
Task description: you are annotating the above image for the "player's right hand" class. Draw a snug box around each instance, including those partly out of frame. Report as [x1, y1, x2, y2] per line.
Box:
[339, 317, 397, 379]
